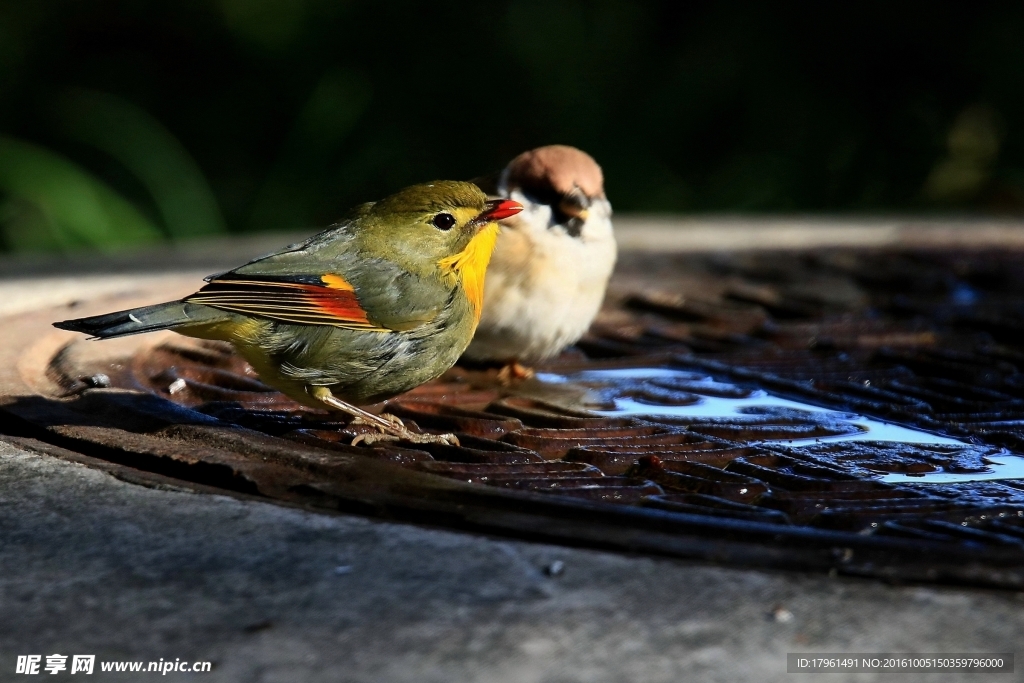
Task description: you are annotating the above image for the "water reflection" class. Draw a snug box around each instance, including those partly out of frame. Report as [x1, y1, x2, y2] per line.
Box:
[538, 366, 1024, 485]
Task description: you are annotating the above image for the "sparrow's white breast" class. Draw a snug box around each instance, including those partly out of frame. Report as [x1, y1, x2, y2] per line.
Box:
[464, 194, 616, 363]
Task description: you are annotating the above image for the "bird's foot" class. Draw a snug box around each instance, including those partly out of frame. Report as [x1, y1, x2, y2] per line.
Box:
[351, 426, 460, 448]
[497, 361, 535, 384]
[307, 386, 460, 447]
[350, 412, 459, 447]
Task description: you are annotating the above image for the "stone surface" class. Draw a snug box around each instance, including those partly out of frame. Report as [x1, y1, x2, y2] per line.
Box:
[1, 440, 1020, 683]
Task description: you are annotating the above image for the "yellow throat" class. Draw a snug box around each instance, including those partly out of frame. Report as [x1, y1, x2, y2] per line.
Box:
[437, 221, 500, 323]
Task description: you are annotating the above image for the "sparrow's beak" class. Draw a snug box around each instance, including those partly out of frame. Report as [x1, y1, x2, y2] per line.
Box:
[558, 189, 591, 222]
[473, 199, 523, 227]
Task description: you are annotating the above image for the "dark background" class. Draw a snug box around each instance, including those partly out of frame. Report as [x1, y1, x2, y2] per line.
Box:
[1, 0, 1022, 251]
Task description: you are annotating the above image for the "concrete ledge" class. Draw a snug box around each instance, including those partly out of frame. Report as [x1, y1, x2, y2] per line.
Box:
[614, 216, 1024, 252]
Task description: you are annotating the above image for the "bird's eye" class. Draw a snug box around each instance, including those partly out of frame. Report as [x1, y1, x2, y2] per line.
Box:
[432, 213, 456, 231]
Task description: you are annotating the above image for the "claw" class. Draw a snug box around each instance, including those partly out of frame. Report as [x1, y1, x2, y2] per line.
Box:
[378, 412, 407, 429]
[350, 430, 460, 447]
[348, 411, 455, 446]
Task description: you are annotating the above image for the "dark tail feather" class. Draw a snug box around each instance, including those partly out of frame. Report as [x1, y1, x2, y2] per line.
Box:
[54, 301, 220, 339]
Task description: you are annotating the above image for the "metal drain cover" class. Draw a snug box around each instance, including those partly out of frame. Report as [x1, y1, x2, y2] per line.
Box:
[5, 247, 1024, 588]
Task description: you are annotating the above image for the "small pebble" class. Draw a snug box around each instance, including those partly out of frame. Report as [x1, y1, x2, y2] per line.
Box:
[771, 606, 794, 623]
[167, 378, 187, 394]
[544, 560, 565, 577]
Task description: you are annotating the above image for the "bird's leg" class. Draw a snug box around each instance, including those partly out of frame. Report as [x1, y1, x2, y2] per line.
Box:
[308, 386, 459, 447]
[497, 361, 535, 384]
[307, 386, 395, 431]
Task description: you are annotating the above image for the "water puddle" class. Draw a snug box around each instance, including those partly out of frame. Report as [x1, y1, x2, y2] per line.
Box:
[537, 367, 1024, 485]
[875, 455, 1024, 484]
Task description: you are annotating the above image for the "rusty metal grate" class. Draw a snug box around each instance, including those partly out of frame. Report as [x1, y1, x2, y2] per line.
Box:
[9, 247, 1024, 588]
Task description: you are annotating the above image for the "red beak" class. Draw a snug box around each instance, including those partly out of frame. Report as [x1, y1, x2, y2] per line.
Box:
[474, 199, 523, 225]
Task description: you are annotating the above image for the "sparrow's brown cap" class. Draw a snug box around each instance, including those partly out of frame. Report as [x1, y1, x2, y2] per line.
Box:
[506, 145, 605, 200]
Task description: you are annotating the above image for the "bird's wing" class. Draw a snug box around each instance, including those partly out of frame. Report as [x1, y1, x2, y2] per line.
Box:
[186, 233, 447, 332]
[185, 272, 390, 330]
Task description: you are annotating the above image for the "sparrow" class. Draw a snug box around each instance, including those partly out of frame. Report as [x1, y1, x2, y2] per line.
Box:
[464, 145, 616, 377]
[54, 181, 523, 445]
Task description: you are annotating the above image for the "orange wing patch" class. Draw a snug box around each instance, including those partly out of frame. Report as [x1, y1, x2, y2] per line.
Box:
[320, 273, 355, 291]
[186, 274, 387, 330]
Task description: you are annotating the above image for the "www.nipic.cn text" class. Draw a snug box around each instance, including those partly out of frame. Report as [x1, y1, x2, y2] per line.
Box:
[15, 655, 212, 675]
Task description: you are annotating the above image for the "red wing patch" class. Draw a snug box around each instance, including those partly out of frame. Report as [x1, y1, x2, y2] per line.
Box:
[185, 275, 386, 330]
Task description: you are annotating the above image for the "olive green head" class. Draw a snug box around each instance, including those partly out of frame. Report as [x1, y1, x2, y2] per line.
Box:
[355, 180, 521, 274]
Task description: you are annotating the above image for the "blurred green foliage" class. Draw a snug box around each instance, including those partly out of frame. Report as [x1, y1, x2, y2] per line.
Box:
[1, 0, 1023, 251]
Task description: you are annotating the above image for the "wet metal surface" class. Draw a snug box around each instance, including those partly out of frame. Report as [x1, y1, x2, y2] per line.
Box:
[10, 248, 1024, 587]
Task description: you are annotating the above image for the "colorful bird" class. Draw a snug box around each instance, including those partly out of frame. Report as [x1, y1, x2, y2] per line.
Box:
[54, 181, 523, 445]
[465, 145, 616, 378]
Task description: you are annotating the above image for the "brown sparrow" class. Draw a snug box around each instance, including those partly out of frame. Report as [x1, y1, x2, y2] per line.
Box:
[465, 145, 616, 376]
